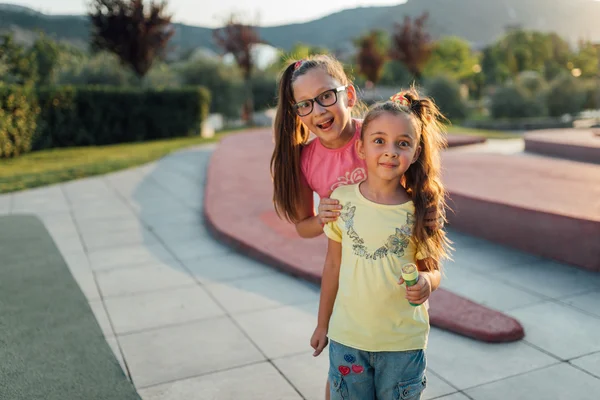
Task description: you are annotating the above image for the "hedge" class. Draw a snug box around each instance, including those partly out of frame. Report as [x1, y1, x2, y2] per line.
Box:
[34, 86, 211, 149]
[424, 75, 468, 120]
[0, 85, 39, 158]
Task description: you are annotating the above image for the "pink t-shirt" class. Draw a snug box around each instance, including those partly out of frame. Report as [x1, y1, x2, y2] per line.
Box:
[300, 119, 366, 199]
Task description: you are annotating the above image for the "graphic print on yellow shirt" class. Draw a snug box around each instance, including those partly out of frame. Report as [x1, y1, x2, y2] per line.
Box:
[324, 184, 430, 352]
[339, 202, 414, 260]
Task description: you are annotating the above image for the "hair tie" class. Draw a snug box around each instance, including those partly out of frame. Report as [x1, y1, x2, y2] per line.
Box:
[294, 60, 304, 71]
[390, 92, 410, 107]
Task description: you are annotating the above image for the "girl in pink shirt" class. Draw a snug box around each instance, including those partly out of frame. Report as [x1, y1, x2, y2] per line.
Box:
[270, 54, 442, 399]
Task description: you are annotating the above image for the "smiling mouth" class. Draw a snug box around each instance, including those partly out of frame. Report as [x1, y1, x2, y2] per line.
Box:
[379, 163, 398, 168]
[316, 118, 334, 130]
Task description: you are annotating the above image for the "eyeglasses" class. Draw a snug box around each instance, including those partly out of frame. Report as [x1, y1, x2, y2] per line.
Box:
[293, 86, 347, 117]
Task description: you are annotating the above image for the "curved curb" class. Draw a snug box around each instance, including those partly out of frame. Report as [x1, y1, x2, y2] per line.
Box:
[203, 130, 525, 343]
[524, 129, 600, 164]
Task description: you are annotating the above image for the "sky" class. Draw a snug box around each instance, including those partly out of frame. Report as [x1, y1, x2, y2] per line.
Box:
[1, 0, 407, 27]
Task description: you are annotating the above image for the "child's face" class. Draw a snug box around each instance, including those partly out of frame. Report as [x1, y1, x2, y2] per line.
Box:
[357, 112, 421, 182]
[292, 68, 355, 146]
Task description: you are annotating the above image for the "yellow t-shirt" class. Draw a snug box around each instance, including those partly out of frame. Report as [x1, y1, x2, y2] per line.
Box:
[323, 183, 430, 352]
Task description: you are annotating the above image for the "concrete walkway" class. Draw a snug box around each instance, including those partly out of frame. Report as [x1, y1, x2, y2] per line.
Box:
[2, 142, 600, 399]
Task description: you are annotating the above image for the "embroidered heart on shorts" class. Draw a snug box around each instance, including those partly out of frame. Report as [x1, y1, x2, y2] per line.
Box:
[344, 354, 356, 363]
[338, 365, 351, 376]
[351, 365, 364, 374]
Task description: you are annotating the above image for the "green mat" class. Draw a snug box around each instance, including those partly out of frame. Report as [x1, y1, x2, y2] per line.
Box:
[0, 215, 140, 400]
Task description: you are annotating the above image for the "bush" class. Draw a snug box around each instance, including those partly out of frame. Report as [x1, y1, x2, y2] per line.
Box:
[581, 79, 599, 110]
[55, 52, 135, 86]
[35, 86, 85, 149]
[251, 72, 278, 111]
[490, 84, 546, 119]
[142, 63, 181, 89]
[35, 86, 210, 149]
[0, 84, 39, 157]
[516, 71, 548, 97]
[177, 59, 243, 118]
[424, 75, 468, 120]
[379, 61, 413, 86]
[546, 74, 587, 117]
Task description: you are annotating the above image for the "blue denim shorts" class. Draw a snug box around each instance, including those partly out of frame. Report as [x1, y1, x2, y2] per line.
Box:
[328, 340, 427, 400]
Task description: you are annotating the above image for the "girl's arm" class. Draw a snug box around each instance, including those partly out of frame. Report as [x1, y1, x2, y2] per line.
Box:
[295, 179, 341, 238]
[311, 238, 342, 356]
[418, 258, 441, 292]
[317, 238, 342, 328]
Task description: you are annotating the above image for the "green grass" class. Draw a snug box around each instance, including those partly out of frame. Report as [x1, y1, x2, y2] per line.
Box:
[0, 129, 242, 194]
[447, 125, 522, 139]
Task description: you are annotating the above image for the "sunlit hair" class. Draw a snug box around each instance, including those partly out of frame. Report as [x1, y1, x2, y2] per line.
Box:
[361, 88, 451, 271]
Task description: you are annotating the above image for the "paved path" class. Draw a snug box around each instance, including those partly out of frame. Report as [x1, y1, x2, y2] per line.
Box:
[2, 141, 600, 399]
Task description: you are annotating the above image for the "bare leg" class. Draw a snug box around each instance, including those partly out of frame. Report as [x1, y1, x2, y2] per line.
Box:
[325, 378, 330, 400]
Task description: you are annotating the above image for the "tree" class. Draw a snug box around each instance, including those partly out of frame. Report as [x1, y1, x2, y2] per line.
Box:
[355, 30, 387, 86]
[389, 13, 433, 81]
[178, 58, 244, 118]
[29, 33, 72, 85]
[423, 36, 479, 82]
[213, 15, 262, 124]
[573, 40, 598, 78]
[482, 30, 573, 84]
[88, 0, 174, 78]
[0, 34, 38, 85]
[271, 43, 329, 72]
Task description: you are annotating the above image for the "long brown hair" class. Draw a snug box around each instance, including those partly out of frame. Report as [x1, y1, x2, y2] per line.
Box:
[361, 88, 451, 270]
[270, 54, 354, 223]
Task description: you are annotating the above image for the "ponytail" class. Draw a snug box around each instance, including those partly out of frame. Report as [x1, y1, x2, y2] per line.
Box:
[270, 63, 310, 222]
[361, 88, 452, 270]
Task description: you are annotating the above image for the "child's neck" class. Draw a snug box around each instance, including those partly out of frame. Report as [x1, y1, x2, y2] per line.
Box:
[359, 176, 410, 205]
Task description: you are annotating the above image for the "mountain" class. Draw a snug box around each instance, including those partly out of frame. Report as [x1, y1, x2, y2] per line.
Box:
[256, 0, 600, 51]
[1, 0, 600, 55]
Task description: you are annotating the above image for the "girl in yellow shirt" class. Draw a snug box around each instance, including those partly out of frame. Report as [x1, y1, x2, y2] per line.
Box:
[311, 89, 451, 400]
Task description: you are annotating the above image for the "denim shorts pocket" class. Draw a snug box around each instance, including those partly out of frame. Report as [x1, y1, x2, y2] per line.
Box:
[329, 372, 349, 400]
[395, 374, 427, 400]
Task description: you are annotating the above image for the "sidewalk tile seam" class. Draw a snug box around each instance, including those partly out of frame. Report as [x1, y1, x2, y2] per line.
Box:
[80, 233, 163, 253]
[96, 282, 202, 300]
[568, 361, 600, 381]
[454, 361, 564, 393]
[520, 339, 566, 362]
[268, 359, 309, 400]
[568, 350, 600, 362]
[110, 313, 229, 337]
[116, 314, 231, 338]
[561, 288, 600, 300]
[219, 298, 320, 318]
[108, 335, 135, 382]
[185, 270, 278, 286]
[427, 369, 462, 391]
[87, 256, 181, 273]
[134, 359, 268, 391]
[472, 267, 591, 301]
[91, 262, 192, 278]
[529, 296, 600, 324]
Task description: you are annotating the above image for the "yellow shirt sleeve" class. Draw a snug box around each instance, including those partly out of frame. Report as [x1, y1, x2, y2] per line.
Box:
[323, 220, 342, 242]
